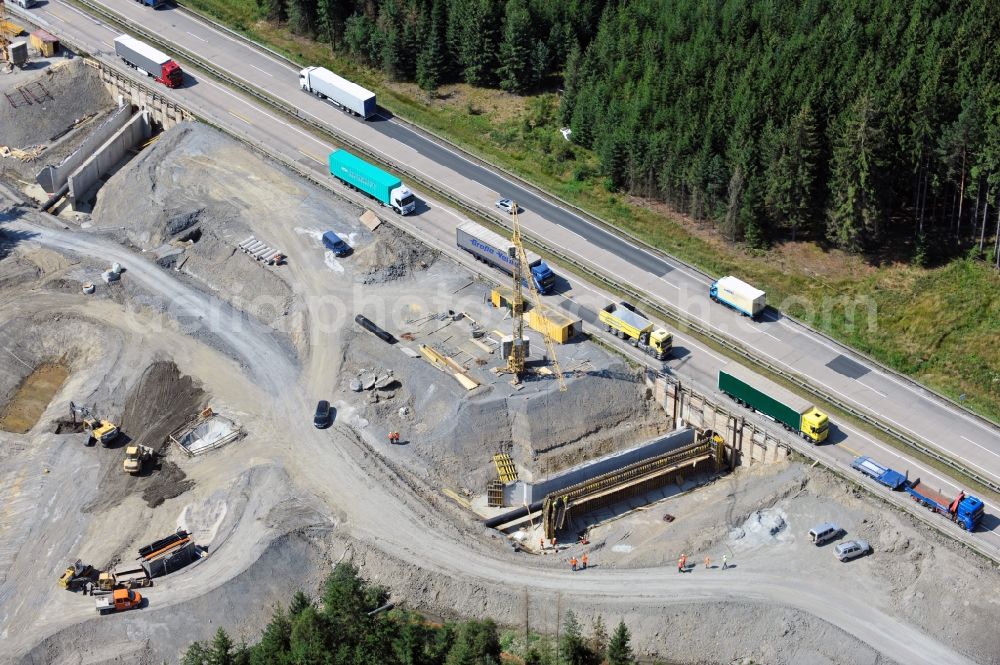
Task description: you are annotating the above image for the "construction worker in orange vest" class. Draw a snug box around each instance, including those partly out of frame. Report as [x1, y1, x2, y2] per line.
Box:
[581, 553, 588, 570]
[678, 553, 687, 573]
[705, 555, 711, 569]
[570, 556, 578, 571]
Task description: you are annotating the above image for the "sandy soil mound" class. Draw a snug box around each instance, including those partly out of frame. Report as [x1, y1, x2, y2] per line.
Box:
[0, 59, 112, 149]
[353, 225, 438, 284]
[83, 361, 204, 513]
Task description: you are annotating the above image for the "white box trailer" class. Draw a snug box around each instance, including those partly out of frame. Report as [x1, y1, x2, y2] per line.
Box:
[710, 275, 766, 319]
[299, 66, 376, 119]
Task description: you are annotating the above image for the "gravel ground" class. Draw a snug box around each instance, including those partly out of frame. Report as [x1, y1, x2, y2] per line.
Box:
[2, 121, 996, 665]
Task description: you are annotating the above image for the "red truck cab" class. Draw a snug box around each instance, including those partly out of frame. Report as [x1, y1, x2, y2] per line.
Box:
[161, 60, 183, 88]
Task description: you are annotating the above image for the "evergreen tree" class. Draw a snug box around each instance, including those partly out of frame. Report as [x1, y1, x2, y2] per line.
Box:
[417, 0, 448, 91]
[764, 105, 819, 240]
[588, 616, 608, 661]
[315, 0, 350, 47]
[256, 0, 285, 22]
[288, 606, 329, 664]
[444, 620, 502, 665]
[498, 0, 534, 93]
[558, 611, 590, 665]
[827, 95, 884, 251]
[606, 621, 635, 665]
[209, 628, 235, 665]
[452, 0, 501, 86]
[286, 0, 318, 36]
[251, 606, 293, 665]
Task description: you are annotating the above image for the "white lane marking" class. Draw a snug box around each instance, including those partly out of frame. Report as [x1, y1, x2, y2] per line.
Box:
[961, 436, 1000, 460]
[186, 31, 207, 42]
[858, 381, 887, 398]
[249, 64, 274, 77]
[228, 111, 252, 125]
[199, 79, 330, 150]
[54, 0, 108, 28]
[297, 149, 323, 164]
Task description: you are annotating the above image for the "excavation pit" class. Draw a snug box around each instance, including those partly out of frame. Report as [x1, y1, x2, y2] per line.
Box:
[0, 363, 69, 433]
[170, 413, 242, 456]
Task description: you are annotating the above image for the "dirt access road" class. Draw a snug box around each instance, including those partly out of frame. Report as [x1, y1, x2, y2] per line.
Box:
[4, 215, 977, 665]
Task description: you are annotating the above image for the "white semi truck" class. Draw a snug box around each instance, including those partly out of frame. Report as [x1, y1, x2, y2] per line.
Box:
[299, 66, 376, 119]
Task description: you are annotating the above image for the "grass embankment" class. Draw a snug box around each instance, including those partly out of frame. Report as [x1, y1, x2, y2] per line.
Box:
[179, 1, 1000, 424]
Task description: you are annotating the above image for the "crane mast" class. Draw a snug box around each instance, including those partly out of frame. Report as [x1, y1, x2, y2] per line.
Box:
[506, 205, 567, 391]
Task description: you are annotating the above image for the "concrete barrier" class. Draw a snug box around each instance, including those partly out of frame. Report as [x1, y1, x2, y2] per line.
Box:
[36, 102, 132, 194]
[67, 110, 150, 210]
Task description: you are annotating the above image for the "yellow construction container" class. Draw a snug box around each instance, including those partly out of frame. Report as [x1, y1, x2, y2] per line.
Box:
[29, 29, 59, 57]
[491, 286, 580, 344]
[2, 21, 24, 38]
[525, 308, 581, 344]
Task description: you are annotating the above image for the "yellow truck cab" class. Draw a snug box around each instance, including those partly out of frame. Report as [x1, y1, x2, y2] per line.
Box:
[600, 302, 673, 361]
[801, 408, 829, 443]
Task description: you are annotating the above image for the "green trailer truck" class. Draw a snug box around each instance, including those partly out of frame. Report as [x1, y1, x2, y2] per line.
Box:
[719, 365, 829, 443]
[328, 149, 416, 215]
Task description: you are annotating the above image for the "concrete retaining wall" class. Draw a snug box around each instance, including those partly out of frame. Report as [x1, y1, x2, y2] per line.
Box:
[88, 59, 193, 129]
[36, 103, 132, 194]
[67, 110, 150, 210]
[646, 369, 789, 469]
[503, 427, 695, 506]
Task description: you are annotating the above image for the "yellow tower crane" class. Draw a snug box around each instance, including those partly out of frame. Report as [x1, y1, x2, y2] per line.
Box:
[506, 205, 567, 391]
[0, 0, 10, 63]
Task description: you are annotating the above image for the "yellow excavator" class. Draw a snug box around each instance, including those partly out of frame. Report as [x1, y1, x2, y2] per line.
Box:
[83, 418, 119, 446]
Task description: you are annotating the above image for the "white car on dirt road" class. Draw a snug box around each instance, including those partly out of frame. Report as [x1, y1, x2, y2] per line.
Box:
[835, 539, 871, 561]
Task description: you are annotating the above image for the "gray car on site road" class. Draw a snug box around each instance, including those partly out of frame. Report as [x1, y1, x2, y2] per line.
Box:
[834, 539, 871, 561]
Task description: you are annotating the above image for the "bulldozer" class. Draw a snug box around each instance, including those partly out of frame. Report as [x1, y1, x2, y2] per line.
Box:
[123, 445, 154, 475]
[58, 560, 96, 591]
[83, 418, 119, 446]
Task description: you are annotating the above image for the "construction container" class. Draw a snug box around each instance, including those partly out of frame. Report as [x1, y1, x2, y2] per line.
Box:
[1, 20, 25, 38]
[8, 41, 28, 66]
[525, 308, 581, 344]
[29, 30, 59, 57]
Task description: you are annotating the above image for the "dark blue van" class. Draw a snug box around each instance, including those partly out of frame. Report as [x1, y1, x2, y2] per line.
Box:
[322, 231, 351, 257]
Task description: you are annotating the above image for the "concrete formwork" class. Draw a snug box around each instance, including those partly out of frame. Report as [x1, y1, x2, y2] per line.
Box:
[645, 369, 789, 469]
[36, 102, 133, 194]
[502, 428, 696, 507]
[67, 109, 150, 209]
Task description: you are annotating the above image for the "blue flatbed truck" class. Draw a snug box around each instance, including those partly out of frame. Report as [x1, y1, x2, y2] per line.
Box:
[850, 456, 908, 490]
[905, 481, 984, 531]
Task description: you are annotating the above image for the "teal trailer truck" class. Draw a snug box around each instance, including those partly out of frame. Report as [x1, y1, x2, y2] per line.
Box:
[328, 149, 416, 215]
[719, 365, 829, 443]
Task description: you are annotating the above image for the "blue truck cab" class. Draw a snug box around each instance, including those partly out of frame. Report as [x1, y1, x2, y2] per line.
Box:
[136, 0, 168, 7]
[905, 481, 984, 531]
[530, 262, 555, 294]
[322, 231, 351, 257]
